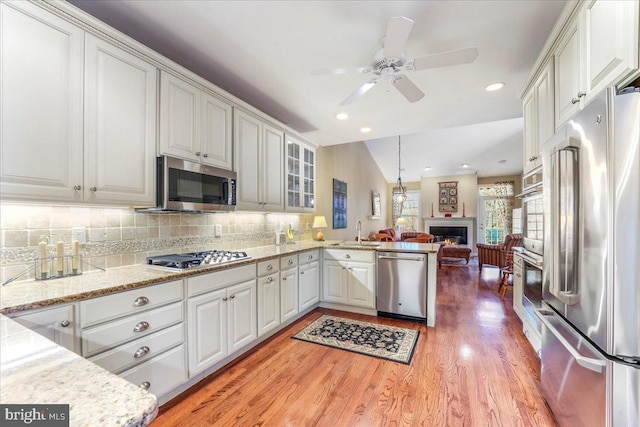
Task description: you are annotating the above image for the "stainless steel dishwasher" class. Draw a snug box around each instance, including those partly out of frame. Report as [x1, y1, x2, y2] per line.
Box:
[376, 251, 427, 321]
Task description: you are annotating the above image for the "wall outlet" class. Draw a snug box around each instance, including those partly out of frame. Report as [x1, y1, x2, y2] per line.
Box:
[214, 224, 222, 237]
[72, 227, 87, 244]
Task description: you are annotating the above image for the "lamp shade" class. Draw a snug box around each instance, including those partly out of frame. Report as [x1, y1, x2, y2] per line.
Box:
[312, 216, 328, 228]
[395, 217, 407, 226]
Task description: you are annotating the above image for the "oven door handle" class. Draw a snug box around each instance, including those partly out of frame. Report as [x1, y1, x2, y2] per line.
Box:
[536, 309, 606, 373]
[516, 186, 543, 200]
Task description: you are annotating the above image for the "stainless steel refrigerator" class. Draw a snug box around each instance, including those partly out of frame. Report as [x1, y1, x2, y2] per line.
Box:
[539, 86, 640, 427]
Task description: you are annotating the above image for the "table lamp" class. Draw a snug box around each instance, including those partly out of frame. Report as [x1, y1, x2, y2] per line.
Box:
[312, 216, 328, 241]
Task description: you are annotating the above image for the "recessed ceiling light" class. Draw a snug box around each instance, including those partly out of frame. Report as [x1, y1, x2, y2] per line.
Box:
[461, 163, 469, 168]
[498, 159, 507, 164]
[336, 113, 348, 120]
[360, 127, 371, 133]
[424, 166, 431, 171]
[486, 82, 505, 92]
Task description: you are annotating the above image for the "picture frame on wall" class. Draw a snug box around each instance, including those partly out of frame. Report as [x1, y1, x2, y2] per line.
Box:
[333, 179, 347, 228]
[372, 192, 381, 216]
[438, 181, 458, 212]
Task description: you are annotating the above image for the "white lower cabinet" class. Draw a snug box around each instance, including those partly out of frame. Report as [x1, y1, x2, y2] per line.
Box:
[280, 267, 299, 322]
[298, 261, 320, 311]
[513, 253, 524, 320]
[10, 304, 78, 353]
[78, 280, 186, 398]
[186, 265, 257, 377]
[257, 272, 280, 337]
[322, 249, 376, 309]
[120, 344, 187, 397]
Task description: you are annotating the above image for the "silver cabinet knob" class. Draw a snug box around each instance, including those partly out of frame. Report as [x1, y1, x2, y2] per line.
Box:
[577, 91, 586, 98]
[134, 346, 150, 359]
[223, 297, 228, 301]
[300, 271, 305, 275]
[266, 276, 273, 283]
[267, 264, 273, 271]
[133, 321, 149, 332]
[516, 273, 522, 277]
[89, 186, 97, 192]
[203, 153, 208, 158]
[283, 277, 287, 280]
[60, 320, 71, 328]
[345, 254, 350, 259]
[288, 259, 293, 265]
[571, 97, 581, 105]
[195, 152, 201, 156]
[133, 296, 149, 307]
[308, 255, 313, 260]
[74, 185, 81, 191]
[139, 381, 151, 391]
[230, 294, 235, 299]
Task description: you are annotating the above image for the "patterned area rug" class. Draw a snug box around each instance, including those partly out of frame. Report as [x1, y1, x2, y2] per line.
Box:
[292, 314, 419, 364]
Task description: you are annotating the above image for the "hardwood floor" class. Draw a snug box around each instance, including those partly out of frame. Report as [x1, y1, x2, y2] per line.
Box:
[154, 259, 557, 426]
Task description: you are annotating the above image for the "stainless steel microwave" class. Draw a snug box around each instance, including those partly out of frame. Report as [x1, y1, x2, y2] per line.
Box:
[155, 156, 236, 212]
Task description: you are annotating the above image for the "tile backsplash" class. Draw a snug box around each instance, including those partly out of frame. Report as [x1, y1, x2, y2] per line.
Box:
[0, 203, 313, 284]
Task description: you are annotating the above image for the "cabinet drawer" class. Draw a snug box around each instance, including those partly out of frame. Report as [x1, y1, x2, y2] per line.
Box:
[80, 280, 182, 327]
[299, 249, 320, 265]
[187, 264, 255, 297]
[120, 344, 187, 398]
[257, 259, 279, 276]
[82, 302, 183, 357]
[89, 323, 183, 374]
[324, 249, 375, 263]
[280, 254, 298, 269]
[523, 318, 541, 356]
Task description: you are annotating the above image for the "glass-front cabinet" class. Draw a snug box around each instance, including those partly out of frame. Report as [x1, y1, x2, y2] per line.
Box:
[285, 135, 316, 212]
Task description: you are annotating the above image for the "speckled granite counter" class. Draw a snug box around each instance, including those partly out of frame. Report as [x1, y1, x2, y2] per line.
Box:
[0, 240, 438, 314]
[0, 314, 157, 426]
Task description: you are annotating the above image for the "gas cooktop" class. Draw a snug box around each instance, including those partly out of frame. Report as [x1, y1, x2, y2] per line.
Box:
[147, 250, 251, 271]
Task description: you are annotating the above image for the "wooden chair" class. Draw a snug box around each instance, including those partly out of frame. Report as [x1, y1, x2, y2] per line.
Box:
[373, 233, 394, 242]
[499, 250, 514, 300]
[476, 233, 523, 271]
[401, 232, 435, 243]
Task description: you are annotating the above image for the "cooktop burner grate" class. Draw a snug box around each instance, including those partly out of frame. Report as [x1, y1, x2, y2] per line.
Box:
[147, 250, 250, 270]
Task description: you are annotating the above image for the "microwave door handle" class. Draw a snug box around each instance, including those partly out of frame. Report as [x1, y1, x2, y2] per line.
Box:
[222, 181, 228, 205]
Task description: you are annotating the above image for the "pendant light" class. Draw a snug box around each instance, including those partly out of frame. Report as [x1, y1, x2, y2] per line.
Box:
[392, 135, 407, 205]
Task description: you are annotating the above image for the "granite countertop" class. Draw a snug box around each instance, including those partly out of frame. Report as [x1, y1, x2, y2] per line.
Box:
[0, 314, 158, 426]
[0, 240, 439, 314]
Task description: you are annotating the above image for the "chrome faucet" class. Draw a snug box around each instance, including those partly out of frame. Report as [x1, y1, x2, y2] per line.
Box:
[356, 220, 362, 244]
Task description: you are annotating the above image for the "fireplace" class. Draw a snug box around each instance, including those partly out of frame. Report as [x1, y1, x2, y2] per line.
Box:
[430, 226, 468, 245]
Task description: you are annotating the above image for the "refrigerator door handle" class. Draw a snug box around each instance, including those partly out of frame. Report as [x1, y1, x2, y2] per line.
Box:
[537, 310, 606, 373]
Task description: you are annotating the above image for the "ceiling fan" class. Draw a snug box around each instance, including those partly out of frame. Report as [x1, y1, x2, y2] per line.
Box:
[313, 16, 479, 106]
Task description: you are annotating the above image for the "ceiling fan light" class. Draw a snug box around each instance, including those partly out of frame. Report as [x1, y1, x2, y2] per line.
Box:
[485, 82, 505, 92]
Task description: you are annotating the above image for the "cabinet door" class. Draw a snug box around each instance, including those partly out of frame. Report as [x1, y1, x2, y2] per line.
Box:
[285, 135, 302, 211]
[119, 344, 187, 399]
[11, 304, 77, 353]
[322, 261, 348, 304]
[302, 145, 316, 211]
[535, 59, 555, 153]
[280, 267, 299, 322]
[227, 279, 257, 354]
[159, 71, 200, 162]
[187, 289, 227, 376]
[0, 2, 83, 202]
[201, 92, 232, 169]
[513, 255, 525, 320]
[299, 261, 320, 311]
[554, 20, 582, 128]
[84, 35, 157, 206]
[257, 273, 280, 337]
[347, 262, 375, 308]
[584, 0, 639, 100]
[262, 124, 284, 211]
[522, 88, 537, 172]
[234, 110, 261, 209]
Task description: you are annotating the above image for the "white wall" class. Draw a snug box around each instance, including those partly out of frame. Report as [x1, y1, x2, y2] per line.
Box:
[420, 173, 478, 219]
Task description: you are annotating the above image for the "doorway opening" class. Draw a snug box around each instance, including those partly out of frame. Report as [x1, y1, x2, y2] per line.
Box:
[477, 182, 515, 245]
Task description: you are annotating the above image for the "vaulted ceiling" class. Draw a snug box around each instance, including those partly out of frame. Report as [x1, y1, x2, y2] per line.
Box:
[69, 0, 566, 180]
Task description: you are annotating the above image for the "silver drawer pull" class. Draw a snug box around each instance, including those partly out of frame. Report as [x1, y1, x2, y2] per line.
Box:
[133, 296, 149, 307]
[308, 255, 313, 260]
[300, 271, 305, 275]
[267, 276, 273, 283]
[60, 320, 71, 328]
[267, 264, 273, 271]
[134, 346, 150, 359]
[139, 381, 151, 391]
[230, 294, 235, 299]
[223, 297, 228, 301]
[345, 254, 350, 259]
[133, 321, 149, 332]
[288, 259, 293, 265]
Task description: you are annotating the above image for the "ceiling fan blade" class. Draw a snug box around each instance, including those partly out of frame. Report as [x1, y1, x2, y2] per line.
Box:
[412, 47, 479, 70]
[340, 80, 378, 105]
[383, 16, 414, 59]
[311, 67, 372, 75]
[393, 75, 425, 103]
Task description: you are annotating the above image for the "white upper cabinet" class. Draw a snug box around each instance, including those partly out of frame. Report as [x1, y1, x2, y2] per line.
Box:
[583, 0, 639, 102]
[554, 0, 639, 129]
[84, 34, 157, 206]
[234, 109, 284, 211]
[523, 59, 554, 173]
[554, 19, 582, 128]
[285, 135, 316, 212]
[0, 2, 84, 202]
[159, 71, 233, 170]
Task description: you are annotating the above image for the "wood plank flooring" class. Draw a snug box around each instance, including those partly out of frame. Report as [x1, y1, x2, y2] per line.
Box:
[154, 259, 557, 426]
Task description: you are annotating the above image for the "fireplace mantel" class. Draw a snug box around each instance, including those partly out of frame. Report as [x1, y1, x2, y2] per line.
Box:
[423, 217, 477, 252]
